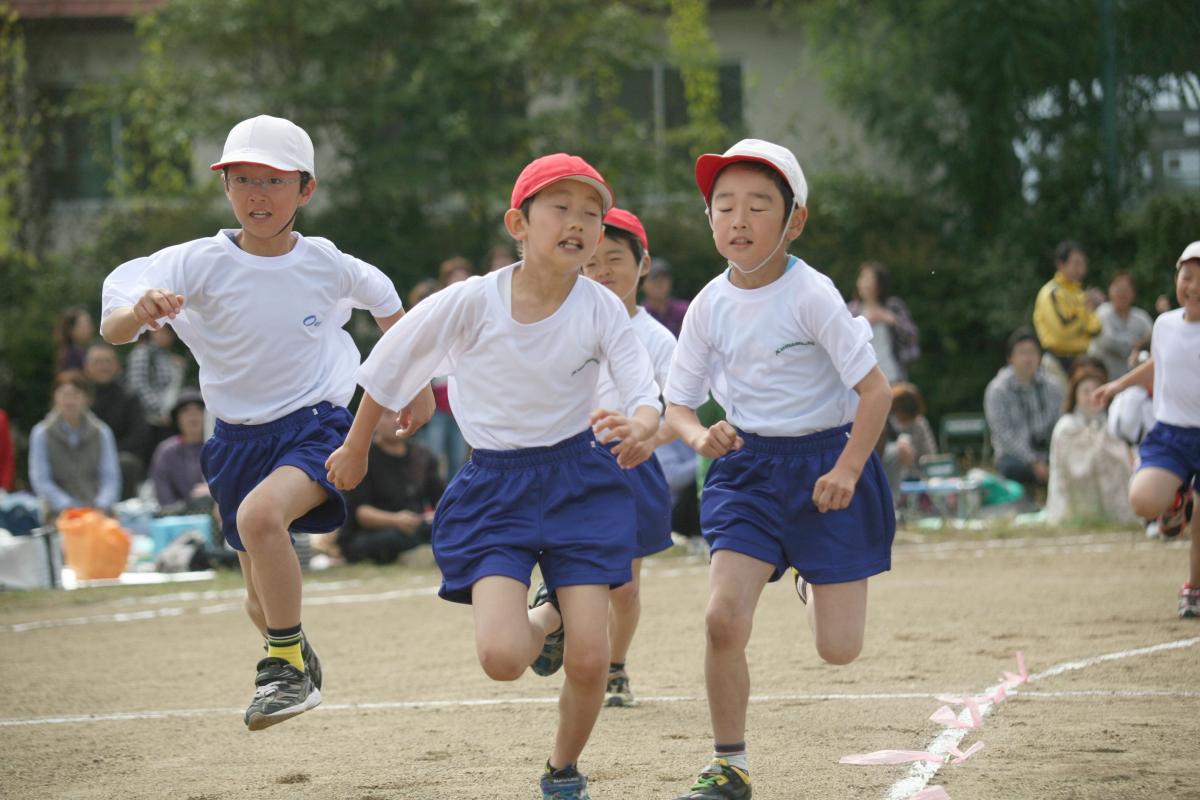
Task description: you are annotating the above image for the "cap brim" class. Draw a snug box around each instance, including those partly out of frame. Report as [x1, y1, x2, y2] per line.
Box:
[520, 174, 613, 213]
[695, 153, 786, 202]
[210, 149, 309, 174]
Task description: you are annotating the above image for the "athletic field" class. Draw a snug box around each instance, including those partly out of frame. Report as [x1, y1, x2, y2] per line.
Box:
[2, 528, 1197, 799]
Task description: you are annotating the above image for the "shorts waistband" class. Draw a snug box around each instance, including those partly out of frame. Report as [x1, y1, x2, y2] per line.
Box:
[214, 402, 339, 440]
[471, 429, 597, 469]
[737, 424, 852, 455]
[1155, 422, 1200, 437]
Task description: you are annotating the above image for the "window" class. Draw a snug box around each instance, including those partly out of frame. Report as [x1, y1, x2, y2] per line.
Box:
[608, 62, 744, 146]
[1162, 149, 1200, 187]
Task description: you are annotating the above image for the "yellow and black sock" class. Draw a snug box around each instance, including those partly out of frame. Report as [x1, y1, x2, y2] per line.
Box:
[266, 624, 305, 672]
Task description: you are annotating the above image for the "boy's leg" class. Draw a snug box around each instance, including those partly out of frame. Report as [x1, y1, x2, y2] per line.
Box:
[608, 557, 642, 665]
[551, 583, 612, 770]
[704, 550, 773, 745]
[472, 576, 557, 681]
[806, 579, 869, 665]
[1129, 467, 1183, 519]
[236, 551, 267, 635]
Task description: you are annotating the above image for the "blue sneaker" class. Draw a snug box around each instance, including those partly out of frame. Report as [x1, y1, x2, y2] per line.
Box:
[530, 583, 564, 676]
[541, 763, 590, 800]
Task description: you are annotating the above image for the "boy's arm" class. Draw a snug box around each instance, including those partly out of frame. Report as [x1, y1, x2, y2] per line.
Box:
[812, 366, 891, 513]
[1094, 356, 1154, 406]
[373, 306, 436, 435]
[665, 402, 742, 459]
[100, 290, 185, 345]
[325, 392, 388, 491]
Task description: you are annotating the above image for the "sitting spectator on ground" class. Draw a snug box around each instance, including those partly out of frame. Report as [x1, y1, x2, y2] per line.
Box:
[641, 258, 689, 338]
[339, 414, 445, 565]
[984, 327, 1065, 486]
[847, 261, 921, 383]
[54, 306, 94, 372]
[84, 342, 150, 498]
[28, 370, 121, 518]
[1033, 240, 1102, 373]
[126, 326, 186, 447]
[1088, 271, 1152, 381]
[881, 382, 939, 492]
[149, 390, 209, 511]
[1046, 366, 1137, 524]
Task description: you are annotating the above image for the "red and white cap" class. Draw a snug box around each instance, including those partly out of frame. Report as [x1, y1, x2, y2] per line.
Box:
[510, 153, 613, 213]
[603, 207, 649, 251]
[210, 115, 316, 176]
[1177, 241, 1200, 268]
[695, 138, 807, 208]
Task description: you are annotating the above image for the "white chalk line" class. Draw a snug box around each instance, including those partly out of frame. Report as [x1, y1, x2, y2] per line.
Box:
[884, 635, 1200, 800]
[5, 686, 1199, 729]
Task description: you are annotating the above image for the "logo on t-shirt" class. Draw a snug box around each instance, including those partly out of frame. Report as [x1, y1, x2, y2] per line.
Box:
[571, 357, 600, 376]
[775, 340, 814, 355]
[303, 314, 322, 328]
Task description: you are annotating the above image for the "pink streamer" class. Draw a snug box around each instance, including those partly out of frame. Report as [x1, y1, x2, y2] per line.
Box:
[911, 788, 952, 800]
[839, 742, 983, 767]
[1001, 651, 1029, 687]
[929, 696, 983, 728]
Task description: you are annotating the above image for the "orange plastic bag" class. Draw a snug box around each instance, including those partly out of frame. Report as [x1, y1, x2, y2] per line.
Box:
[56, 508, 132, 580]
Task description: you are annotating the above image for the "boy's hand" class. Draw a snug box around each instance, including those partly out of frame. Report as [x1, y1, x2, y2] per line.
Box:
[325, 444, 369, 491]
[590, 408, 653, 468]
[1091, 380, 1120, 408]
[688, 420, 743, 459]
[398, 385, 436, 436]
[812, 463, 859, 512]
[134, 289, 185, 331]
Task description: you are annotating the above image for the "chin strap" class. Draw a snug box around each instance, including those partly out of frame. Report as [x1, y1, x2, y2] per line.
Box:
[708, 205, 799, 276]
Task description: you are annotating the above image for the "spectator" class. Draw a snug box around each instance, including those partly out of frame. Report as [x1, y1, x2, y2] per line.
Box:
[0, 409, 14, 491]
[339, 414, 444, 565]
[1046, 366, 1137, 524]
[408, 278, 440, 309]
[149, 390, 209, 510]
[28, 370, 120, 518]
[641, 258, 689, 337]
[1088, 271, 1152, 381]
[126, 326, 185, 447]
[1033, 240, 1102, 373]
[438, 255, 473, 287]
[54, 306, 94, 372]
[881, 382, 938, 491]
[84, 342, 151, 498]
[847, 261, 921, 383]
[483, 242, 516, 272]
[984, 327, 1064, 486]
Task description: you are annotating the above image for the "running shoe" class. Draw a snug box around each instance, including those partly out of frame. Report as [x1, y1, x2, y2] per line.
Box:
[1180, 583, 1200, 619]
[301, 633, 322, 691]
[605, 669, 635, 707]
[1159, 486, 1194, 539]
[541, 763, 590, 800]
[674, 758, 752, 800]
[244, 657, 321, 731]
[530, 583, 565, 676]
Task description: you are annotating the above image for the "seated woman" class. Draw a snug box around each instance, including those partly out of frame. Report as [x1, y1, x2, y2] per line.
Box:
[1046, 366, 1137, 525]
[148, 390, 209, 511]
[28, 370, 121, 519]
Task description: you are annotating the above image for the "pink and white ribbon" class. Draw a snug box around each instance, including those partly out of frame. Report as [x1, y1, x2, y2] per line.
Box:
[910, 788, 953, 800]
[839, 741, 983, 767]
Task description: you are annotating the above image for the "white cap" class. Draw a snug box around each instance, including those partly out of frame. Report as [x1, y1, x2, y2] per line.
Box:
[695, 138, 808, 208]
[1177, 240, 1200, 268]
[210, 115, 315, 176]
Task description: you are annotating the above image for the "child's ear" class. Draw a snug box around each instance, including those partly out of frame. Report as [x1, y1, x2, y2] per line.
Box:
[503, 208, 529, 242]
[786, 205, 808, 241]
[298, 176, 318, 207]
[638, 253, 650, 278]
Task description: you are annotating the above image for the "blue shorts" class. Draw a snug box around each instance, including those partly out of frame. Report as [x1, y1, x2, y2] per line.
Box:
[605, 443, 673, 558]
[201, 402, 352, 551]
[432, 430, 637, 604]
[1137, 422, 1200, 488]
[701, 424, 895, 584]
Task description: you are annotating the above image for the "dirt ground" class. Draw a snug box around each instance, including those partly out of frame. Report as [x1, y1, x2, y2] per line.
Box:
[2, 529, 1198, 800]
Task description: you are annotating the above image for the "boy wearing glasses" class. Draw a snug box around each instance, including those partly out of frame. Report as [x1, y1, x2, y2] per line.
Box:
[100, 115, 433, 730]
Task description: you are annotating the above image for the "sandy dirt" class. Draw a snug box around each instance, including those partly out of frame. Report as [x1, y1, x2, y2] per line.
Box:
[1, 531, 1198, 799]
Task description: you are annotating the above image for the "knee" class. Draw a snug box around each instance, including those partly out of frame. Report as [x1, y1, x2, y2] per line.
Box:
[1129, 487, 1165, 520]
[610, 580, 639, 612]
[705, 604, 751, 651]
[563, 640, 609, 686]
[236, 501, 283, 546]
[477, 644, 527, 682]
[816, 636, 862, 666]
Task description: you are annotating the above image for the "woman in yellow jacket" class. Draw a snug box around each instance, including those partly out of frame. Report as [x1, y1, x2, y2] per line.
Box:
[1033, 240, 1102, 372]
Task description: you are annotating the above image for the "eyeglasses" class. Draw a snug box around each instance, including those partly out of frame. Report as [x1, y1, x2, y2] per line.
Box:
[225, 175, 301, 192]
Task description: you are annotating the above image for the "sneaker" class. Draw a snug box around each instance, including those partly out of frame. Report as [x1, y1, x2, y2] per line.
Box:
[1159, 486, 1194, 539]
[530, 583, 565, 676]
[300, 634, 322, 691]
[605, 669, 636, 707]
[1180, 584, 1200, 619]
[244, 657, 322, 731]
[793, 569, 808, 605]
[540, 763, 590, 800]
[674, 758, 752, 800]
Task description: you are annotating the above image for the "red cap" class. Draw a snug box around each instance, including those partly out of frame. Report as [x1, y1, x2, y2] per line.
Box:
[694, 139, 807, 208]
[510, 153, 614, 213]
[603, 207, 648, 252]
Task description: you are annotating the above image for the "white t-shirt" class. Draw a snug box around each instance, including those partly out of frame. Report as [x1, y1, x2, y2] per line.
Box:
[1150, 309, 1200, 427]
[595, 307, 675, 415]
[665, 256, 877, 436]
[102, 230, 402, 425]
[356, 266, 661, 451]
